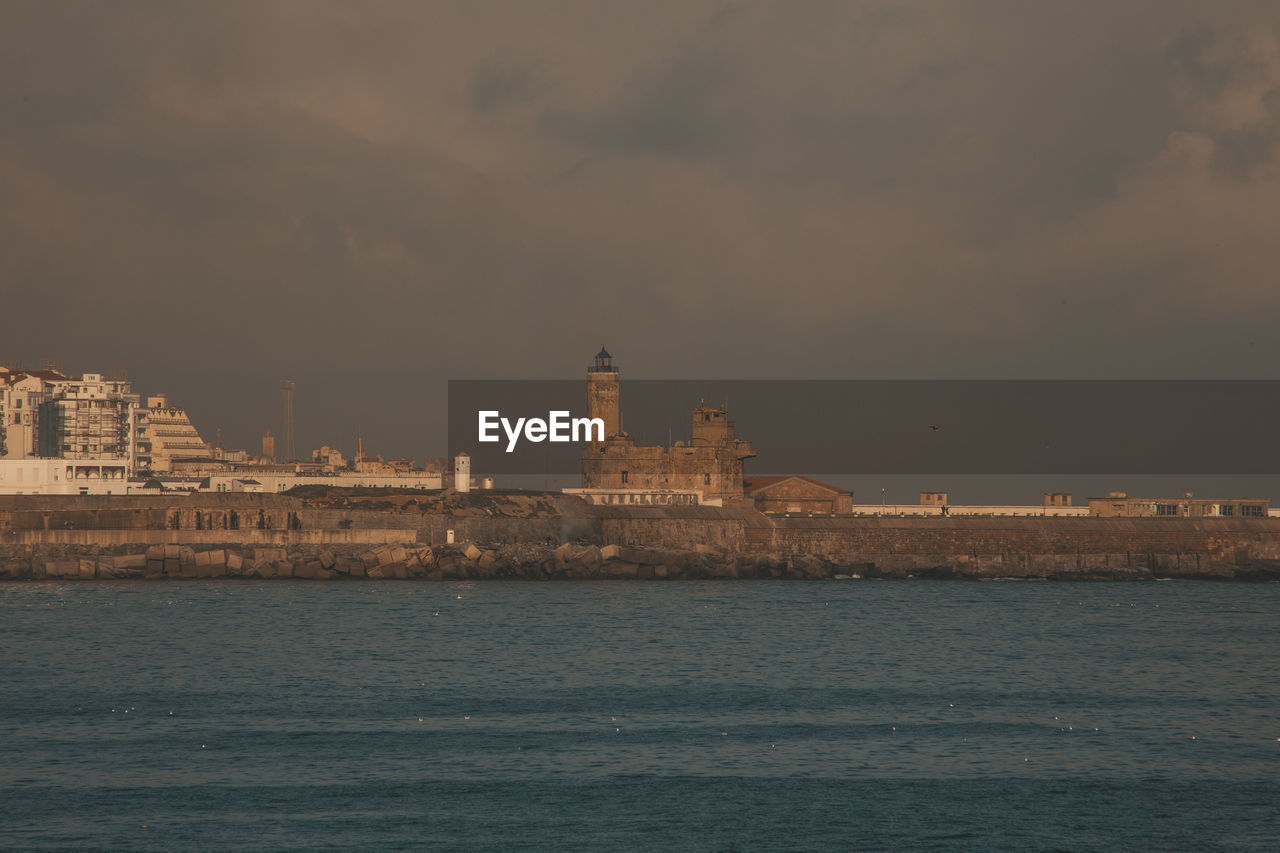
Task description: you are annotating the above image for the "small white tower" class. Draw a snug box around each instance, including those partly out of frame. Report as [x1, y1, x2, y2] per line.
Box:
[454, 452, 471, 492]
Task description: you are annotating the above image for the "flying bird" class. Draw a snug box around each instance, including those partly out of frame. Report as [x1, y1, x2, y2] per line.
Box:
[928, 425, 942, 432]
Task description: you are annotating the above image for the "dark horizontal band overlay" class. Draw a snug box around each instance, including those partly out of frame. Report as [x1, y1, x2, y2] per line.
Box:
[448, 380, 1280, 476]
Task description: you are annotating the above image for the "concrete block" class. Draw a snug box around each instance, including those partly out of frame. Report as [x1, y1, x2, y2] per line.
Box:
[163, 557, 181, 575]
[145, 545, 164, 561]
[46, 560, 78, 578]
[226, 551, 244, 571]
[116, 553, 147, 570]
[653, 565, 669, 579]
[694, 544, 724, 557]
[79, 559, 97, 579]
[366, 566, 386, 579]
[376, 546, 394, 565]
[391, 546, 408, 563]
[463, 543, 482, 561]
[318, 550, 336, 570]
[600, 544, 622, 560]
[163, 545, 180, 560]
[383, 562, 408, 579]
[195, 551, 212, 567]
[146, 559, 164, 577]
[361, 551, 380, 569]
[636, 564, 655, 580]
[335, 558, 363, 576]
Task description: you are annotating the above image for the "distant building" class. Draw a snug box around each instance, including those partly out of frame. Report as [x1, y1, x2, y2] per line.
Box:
[920, 491, 949, 507]
[1087, 492, 1268, 518]
[1044, 492, 1073, 507]
[0, 458, 129, 495]
[1, 367, 139, 473]
[580, 348, 755, 505]
[745, 476, 853, 515]
[311, 445, 346, 471]
[454, 452, 471, 492]
[137, 394, 211, 473]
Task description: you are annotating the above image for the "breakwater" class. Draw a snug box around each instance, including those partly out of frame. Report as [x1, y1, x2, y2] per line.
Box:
[3, 493, 1280, 580]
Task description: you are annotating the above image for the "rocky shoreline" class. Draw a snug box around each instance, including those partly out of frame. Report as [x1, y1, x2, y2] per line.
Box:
[5, 541, 1280, 581]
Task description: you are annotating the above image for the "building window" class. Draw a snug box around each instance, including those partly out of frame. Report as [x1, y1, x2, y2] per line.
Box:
[1220, 504, 1234, 516]
[621, 470, 628, 484]
[704, 473, 711, 486]
[1156, 503, 1179, 516]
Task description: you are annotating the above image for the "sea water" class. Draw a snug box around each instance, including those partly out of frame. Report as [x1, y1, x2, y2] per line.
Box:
[2, 580, 1278, 851]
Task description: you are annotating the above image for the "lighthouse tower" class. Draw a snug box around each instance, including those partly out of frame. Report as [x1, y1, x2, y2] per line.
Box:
[587, 346, 620, 444]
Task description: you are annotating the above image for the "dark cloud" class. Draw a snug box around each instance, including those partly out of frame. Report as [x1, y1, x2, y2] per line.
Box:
[2, 1, 1280, 471]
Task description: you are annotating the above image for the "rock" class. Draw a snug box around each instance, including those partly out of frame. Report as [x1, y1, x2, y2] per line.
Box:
[294, 561, 323, 580]
[45, 560, 78, 578]
[574, 545, 603, 569]
[604, 562, 639, 578]
[1, 561, 29, 579]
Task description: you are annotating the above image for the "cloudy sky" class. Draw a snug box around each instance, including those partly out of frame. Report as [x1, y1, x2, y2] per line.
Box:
[3, 1, 1279, 469]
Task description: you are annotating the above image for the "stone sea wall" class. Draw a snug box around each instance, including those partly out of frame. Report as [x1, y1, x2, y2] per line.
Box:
[4, 495, 1280, 580]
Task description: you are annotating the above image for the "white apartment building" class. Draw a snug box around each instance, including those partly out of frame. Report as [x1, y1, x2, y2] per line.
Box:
[0, 458, 130, 495]
[1, 368, 139, 468]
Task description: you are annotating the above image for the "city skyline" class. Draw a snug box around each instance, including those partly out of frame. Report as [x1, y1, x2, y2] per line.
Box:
[4, 2, 1280, 468]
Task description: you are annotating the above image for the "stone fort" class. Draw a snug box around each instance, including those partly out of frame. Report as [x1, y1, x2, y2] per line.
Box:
[580, 348, 756, 505]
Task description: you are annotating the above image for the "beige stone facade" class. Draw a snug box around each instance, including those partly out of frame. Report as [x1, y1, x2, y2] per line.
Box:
[580, 349, 756, 505]
[744, 476, 853, 515]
